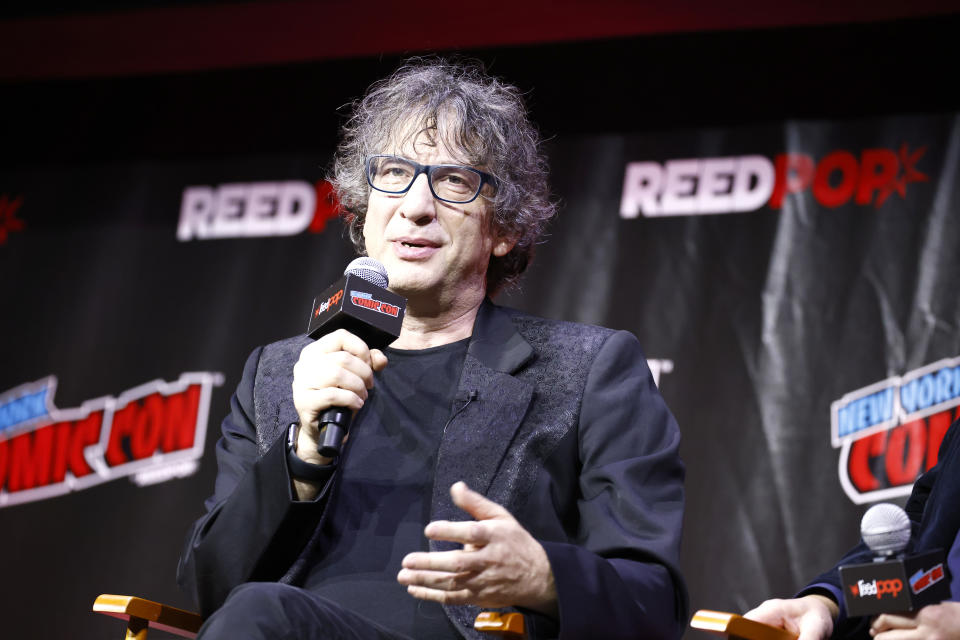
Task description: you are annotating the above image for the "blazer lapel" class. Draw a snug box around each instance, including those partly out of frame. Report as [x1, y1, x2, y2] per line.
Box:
[429, 301, 535, 545]
[430, 302, 536, 636]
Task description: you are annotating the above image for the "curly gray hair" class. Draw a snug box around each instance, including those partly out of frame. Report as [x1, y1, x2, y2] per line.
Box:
[330, 58, 556, 293]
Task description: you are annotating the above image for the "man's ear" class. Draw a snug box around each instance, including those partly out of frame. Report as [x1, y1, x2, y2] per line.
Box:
[492, 232, 518, 257]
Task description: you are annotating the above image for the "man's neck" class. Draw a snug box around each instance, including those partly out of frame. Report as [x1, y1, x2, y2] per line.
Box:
[390, 293, 484, 350]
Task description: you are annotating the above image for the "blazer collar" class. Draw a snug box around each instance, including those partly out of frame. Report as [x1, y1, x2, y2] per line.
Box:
[466, 299, 534, 374]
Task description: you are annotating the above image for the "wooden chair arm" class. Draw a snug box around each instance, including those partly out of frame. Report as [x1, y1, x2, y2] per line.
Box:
[473, 611, 526, 638]
[690, 610, 798, 640]
[93, 594, 203, 639]
[93, 594, 524, 639]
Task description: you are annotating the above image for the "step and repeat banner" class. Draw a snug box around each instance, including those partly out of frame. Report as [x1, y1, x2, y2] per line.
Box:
[1, 112, 958, 637]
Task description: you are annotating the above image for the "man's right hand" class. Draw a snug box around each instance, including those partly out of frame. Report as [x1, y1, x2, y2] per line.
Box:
[291, 328, 388, 466]
[744, 594, 838, 640]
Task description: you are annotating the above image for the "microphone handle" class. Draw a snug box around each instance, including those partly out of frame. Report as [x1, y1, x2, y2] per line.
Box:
[318, 407, 351, 458]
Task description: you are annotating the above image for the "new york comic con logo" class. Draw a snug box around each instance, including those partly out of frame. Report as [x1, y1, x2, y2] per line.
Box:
[831, 356, 960, 504]
[620, 144, 927, 217]
[350, 291, 400, 317]
[0, 372, 223, 508]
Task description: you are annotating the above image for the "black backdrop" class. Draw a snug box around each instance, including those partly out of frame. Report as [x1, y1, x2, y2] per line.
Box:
[2, 15, 960, 638]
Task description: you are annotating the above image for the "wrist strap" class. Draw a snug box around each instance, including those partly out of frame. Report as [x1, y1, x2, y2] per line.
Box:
[285, 423, 337, 481]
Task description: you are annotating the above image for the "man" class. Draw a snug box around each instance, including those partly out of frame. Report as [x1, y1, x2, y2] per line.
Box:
[178, 59, 687, 640]
[745, 418, 960, 640]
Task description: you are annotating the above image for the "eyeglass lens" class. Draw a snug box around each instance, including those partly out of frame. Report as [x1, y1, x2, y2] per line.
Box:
[368, 156, 482, 203]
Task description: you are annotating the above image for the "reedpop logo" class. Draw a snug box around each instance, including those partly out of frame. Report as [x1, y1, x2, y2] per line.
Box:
[620, 144, 928, 218]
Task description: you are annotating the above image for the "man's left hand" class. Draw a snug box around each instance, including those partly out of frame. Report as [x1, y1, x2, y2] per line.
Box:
[870, 602, 960, 639]
[397, 481, 558, 617]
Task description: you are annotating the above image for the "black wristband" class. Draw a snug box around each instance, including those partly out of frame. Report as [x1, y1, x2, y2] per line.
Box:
[285, 423, 336, 482]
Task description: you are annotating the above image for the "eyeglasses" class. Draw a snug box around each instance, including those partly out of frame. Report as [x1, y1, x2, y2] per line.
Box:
[366, 155, 497, 204]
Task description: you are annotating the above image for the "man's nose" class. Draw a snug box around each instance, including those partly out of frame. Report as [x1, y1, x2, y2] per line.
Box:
[398, 174, 436, 223]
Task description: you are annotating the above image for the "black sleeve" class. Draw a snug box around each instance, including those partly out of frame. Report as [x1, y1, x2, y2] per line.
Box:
[176, 347, 333, 618]
[543, 330, 688, 640]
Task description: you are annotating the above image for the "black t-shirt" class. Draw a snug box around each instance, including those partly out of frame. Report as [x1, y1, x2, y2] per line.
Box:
[303, 338, 470, 639]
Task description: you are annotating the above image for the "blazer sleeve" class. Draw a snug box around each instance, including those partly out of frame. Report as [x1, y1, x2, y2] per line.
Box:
[540, 330, 688, 640]
[176, 347, 332, 618]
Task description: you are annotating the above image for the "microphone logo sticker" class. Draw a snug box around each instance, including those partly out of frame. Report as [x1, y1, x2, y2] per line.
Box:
[314, 289, 344, 317]
[909, 563, 945, 595]
[349, 291, 401, 317]
[851, 578, 903, 599]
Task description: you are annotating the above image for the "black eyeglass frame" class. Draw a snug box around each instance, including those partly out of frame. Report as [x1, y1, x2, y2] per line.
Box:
[365, 154, 498, 204]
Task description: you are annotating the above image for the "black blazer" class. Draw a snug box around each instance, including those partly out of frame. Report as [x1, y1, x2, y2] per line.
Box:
[178, 301, 688, 639]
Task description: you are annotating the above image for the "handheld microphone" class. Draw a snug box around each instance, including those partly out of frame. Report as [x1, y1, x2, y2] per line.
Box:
[839, 503, 950, 617]
[306, 257, 406, 457]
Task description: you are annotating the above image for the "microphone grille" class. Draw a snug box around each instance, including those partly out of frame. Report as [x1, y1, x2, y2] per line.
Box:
[860, 503, 911, 556]
[345, 257, 389, 289]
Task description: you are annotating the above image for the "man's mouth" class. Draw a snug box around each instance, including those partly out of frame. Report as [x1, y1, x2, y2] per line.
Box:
[395, 238, 439, 248]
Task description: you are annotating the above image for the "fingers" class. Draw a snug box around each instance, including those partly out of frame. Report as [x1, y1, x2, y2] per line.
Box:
[743, 596, 835, 640]
[422, 483, 514, 545]
[397, 546, 489, 607]
[296, 345, 374, 392]
[315, 329, 379, 367]
[293, 329, 387, 425]
[871, 612, 918, 634]
[424, 520, 490, 546]
[871, 630, 924, 640]
[402, 549, 487, 574]
[302, 329, 382, 387]
[450, 481, 511, 521]
[294, 385, 367, 417]
[872, 604, 960, 639]
[397, 555, 496, 607]
[403, 584, 475, 606]
[404, 484, 556, 614]
[370, 348, 388, 371]
[743, 599, 787, 627]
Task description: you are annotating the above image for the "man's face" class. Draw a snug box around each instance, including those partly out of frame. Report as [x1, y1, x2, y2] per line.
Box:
[362, 128, 514, 308]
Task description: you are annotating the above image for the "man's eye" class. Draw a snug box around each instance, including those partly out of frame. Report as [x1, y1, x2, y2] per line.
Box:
[434, 170, 475, 190]
[381, 165, 411, 178]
